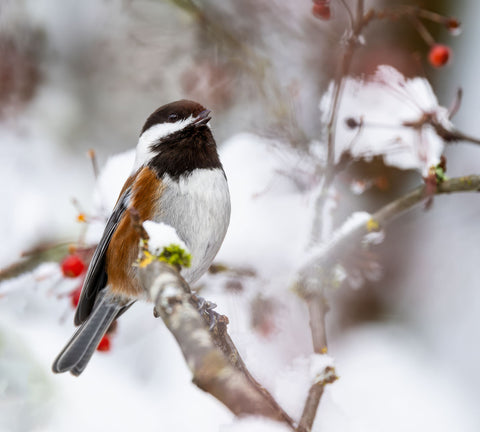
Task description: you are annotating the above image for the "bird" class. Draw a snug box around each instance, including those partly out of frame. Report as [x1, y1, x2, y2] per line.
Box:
[52, 100, 231, 376]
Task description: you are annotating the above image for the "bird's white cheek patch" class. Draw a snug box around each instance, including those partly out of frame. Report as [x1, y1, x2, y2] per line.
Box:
[132, 116, 193, 171]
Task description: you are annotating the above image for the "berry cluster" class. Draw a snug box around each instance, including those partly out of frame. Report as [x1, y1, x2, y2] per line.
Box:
[55, 151, 114, 352]
[310, 1, 460, 68]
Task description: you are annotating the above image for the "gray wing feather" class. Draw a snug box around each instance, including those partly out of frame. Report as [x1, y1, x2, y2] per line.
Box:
[74, 189, 131, 325]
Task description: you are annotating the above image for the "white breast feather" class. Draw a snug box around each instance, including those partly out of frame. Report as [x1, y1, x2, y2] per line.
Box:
[155, 169, 231, 284]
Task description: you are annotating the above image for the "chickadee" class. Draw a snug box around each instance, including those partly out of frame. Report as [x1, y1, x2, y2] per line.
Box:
[53, 100, 231, 376]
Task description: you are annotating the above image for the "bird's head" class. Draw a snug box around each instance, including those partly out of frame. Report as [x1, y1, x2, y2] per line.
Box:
[133, 100, 213, 172]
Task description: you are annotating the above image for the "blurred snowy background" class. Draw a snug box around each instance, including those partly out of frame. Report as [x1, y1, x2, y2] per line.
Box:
[1, 0, 479, 431]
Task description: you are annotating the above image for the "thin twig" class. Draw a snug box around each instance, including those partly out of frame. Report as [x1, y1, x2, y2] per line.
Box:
[303, 4, 370, 423]
[447, 129, 480, 146]
[87, 149, 99, 180]
[338, 0, 355, 28]
[304, 4, 371, 424]
[447, 88, 463, 119]
[429, 119, 480, 146]
[401, 112, 480, 147]
[311, 0, 369, 244]
[297, 367, 338, 432]
[294, 278, 331, 430]
[0, 242, 71, 282]
[410, 16, 436, 46]
[307, 294, 329, 353]
[356, 0, 364, 21]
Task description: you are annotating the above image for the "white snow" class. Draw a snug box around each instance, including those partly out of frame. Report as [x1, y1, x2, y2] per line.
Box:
[309, 353, 336, 384]
[142, 220, 188, 254]
[320, 65, 450, 175]
[220, 417, 292, 432]
[317, 324, 478, 432]
[217, 133, 313, 280]
[302, 211, 372, 267]
[84, 150, 135, 246]
[92, 150, 135, 217]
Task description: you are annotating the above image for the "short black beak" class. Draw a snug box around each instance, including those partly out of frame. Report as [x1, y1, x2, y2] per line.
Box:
[193, 109, 211, 126]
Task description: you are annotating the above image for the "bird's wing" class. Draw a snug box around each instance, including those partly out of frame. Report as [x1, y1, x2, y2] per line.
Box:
[74, 185, 132, 326]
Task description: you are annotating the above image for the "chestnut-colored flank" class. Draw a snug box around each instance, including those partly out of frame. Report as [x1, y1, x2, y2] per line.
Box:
[106, 167, 163, 297]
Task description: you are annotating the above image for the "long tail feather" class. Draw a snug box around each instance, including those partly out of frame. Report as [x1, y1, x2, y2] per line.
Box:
[52, 292, 121, 376]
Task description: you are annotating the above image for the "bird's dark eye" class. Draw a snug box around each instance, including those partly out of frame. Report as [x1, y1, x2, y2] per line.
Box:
[168, 113, 178, 122]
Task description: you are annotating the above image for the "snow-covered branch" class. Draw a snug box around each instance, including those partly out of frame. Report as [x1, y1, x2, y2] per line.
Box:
[297, 356, 337, 432]
[301, 174, 480, 279]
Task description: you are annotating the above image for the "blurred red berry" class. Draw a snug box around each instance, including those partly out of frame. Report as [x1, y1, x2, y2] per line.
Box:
[97, 335, 111, 352]
[428, 44, 451, 68]
[374, 176, 390, 191]
[312, 3, 331, 20]
[61, 254, 86, 278]
[70, 286, 82, 308]
[445, 18, 460, 32]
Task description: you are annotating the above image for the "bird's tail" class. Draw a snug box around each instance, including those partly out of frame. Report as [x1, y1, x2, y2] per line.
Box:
[52, 291, 121, 376]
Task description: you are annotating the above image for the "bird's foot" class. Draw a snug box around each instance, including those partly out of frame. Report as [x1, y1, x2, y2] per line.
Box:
[192, 294, 224, 330]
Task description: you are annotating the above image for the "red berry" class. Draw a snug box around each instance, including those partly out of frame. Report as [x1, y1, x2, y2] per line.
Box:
[445, 18, 460, 33]
[97, 335, 111, 352]
[312, 3, 331, 20]
[374, 176, 389, 191]
[428, 44, 451, 68]
[61, 254, 86, 278]
[70, 286, 82, 308]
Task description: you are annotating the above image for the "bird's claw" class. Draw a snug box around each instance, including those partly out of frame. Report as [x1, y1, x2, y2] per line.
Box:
[197, 297, 217, 314]
[194, 294, 220, 330]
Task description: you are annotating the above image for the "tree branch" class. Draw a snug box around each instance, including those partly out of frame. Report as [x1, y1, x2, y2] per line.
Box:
[302, 174, 480, 275]
[138, 260, 295, 428]
[302, 4, 372, 424]
[296, 296, 337, 432]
